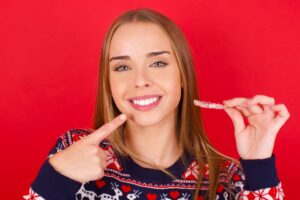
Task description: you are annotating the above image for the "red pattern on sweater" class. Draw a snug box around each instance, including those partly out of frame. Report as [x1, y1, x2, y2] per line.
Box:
[23, 128, 284, 200]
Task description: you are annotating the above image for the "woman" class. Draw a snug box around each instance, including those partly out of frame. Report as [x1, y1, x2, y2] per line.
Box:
[24, 8, 289, 200]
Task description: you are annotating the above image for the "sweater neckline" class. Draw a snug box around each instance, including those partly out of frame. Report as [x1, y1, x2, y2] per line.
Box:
[119, 152, 194, 182]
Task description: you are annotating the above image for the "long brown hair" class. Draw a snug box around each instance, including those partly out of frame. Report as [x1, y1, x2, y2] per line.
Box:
[93, 8, 238, 200]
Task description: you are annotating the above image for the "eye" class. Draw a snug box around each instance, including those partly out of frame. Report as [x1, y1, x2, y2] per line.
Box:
[113, 65, 130, 72]
[151, 61, 167, 67]
[113, 61, 167, 72]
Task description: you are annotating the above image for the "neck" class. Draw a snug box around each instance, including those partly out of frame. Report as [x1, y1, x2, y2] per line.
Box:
[124, 117, 181, 169]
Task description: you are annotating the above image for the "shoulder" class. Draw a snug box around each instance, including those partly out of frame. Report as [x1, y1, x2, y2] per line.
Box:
[48, 127, 115, 155]
[217, 158, 246, 196]
[57, 128, 95, 148]
[219, 159, 245, 181]
[46, 128, 95, 157]
[181, 157, 245, 183]
[57, 127, 113, 147]
[220, 159, 242, 173]
[189, 158, 245, 183]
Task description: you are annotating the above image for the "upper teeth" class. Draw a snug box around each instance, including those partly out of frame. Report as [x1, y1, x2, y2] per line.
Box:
[132, 97, 159, 106]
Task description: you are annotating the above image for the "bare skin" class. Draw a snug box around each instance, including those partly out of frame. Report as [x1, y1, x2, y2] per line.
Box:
[109, 22, 182, 168]
[193, 95, 290, 159]
[221, 95, 290, 160]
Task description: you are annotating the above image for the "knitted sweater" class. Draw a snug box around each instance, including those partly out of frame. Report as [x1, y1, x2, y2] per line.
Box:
[23, 128, 284, 200]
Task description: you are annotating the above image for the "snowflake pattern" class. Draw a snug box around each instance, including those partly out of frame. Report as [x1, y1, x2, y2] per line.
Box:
[23, 128, 285, 200]
[239, 182, 284, 200]
[23, 187, 45, 200]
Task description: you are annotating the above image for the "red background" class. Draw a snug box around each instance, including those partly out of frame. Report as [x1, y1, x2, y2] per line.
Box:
[1, 1, 299, 199]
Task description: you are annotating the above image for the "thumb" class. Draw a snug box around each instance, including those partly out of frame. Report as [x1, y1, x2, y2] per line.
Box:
[85, 114, 127, 144]
[224, 108, 245, 134]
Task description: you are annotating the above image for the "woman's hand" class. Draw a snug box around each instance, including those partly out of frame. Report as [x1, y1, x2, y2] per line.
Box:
[222, 95, 290, 160]
[48, 114, 127, 183]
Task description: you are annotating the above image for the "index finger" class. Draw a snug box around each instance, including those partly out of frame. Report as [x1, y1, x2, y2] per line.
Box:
[223, 95, 275, 107]
[223, 97, 249, 107]
[86, 114, 127, 144]
[247, 95, 275, 105]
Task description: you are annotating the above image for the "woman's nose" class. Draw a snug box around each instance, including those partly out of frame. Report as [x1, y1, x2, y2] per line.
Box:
[134, 70, 152, 88]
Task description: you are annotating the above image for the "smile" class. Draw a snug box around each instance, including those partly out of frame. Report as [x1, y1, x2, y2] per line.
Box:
[127, 95, 162, 111]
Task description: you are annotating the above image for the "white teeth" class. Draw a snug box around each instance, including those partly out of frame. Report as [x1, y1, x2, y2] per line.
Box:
[132, 97, 159, 106]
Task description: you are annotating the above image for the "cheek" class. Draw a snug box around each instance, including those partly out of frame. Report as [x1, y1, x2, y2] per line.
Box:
[109, 76, 126, 101]
[158, 69, 182, 104]
[163, 68, 181, 92]
[169, 82, 182, 104]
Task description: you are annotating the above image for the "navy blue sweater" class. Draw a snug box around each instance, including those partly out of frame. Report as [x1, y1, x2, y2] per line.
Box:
[23, 128, 284, 200]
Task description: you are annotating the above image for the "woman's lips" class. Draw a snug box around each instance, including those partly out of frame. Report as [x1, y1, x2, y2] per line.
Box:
[128, 96, 162, 111]
[127, 94, 162, 101]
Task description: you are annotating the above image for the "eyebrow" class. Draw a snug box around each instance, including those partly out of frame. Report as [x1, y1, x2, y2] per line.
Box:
[109, 51, 170, 62]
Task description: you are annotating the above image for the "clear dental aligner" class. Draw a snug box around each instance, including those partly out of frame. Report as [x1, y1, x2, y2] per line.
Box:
[193, 99, 225, 109]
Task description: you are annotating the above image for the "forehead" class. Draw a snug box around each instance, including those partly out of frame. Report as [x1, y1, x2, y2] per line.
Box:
[109, 22, 173, 57]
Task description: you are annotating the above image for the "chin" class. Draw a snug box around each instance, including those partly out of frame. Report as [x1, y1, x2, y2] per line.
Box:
[126, 112, 166, 128]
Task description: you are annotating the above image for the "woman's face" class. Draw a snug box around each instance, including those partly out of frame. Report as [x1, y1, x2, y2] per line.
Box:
[109, 22, 182, 127]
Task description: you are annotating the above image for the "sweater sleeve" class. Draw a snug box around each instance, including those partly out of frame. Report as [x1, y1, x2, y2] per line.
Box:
[23, 128, 92, 200]
[228, 154, 285, 199]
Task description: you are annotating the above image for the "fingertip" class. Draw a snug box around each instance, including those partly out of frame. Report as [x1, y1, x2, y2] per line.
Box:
[193, 99, 197, 105]
[271, 97, 276, 104]
[119, 114, 127, 121]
